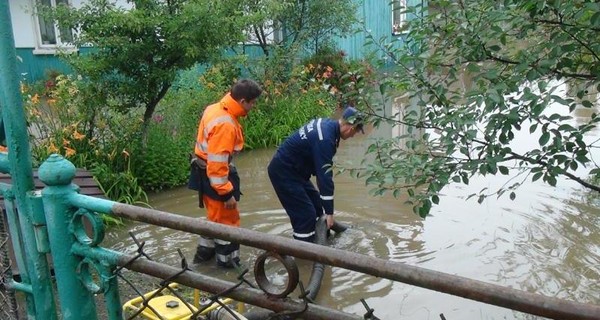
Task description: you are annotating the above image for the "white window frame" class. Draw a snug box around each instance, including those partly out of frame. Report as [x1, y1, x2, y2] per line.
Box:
[392, 0, 407, 36]
[32, 0, 77, 55]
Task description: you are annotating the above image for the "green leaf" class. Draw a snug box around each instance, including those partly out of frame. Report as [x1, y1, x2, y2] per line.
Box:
[509, 192, 516, 200]
[466, 62, 480, 73]
[432, 195, 440, 205]
[499, 166, 509, 175]
[529, 123, 538, 133]
[532, 172, 543, 182]
[570, 161, 578, 170]
[477, 194, 485, 204]
[547, 175, 557, 186]
[461, 174, 469, 184]
[539, 132, 550, 146]
[488, 45, 501, 52]
[591, 12, 600, 26]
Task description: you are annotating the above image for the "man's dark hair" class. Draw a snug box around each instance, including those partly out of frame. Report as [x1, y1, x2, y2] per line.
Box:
[231, 79, 262, 101]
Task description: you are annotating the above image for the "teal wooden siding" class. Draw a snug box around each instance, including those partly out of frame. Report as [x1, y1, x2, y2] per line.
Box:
[335, 0, 424, 59]
[16, 48, 73, 83]
[16, 47, 96, 83]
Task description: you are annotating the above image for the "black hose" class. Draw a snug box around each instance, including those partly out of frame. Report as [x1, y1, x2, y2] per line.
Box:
[243, 217, 348, 320]
[331, 220, 348, 233]
[305, 216, 328, 301]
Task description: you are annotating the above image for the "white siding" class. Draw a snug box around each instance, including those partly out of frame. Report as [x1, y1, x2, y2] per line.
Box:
[9, 0, 37, 48]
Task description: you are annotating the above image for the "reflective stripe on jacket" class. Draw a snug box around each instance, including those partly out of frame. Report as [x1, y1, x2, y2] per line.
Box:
[273, 118, 340, 215]
[194, 93, 246, 197]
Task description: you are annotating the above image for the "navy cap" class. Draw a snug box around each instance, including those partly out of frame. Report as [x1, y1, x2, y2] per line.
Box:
[342, 106, 365, 133]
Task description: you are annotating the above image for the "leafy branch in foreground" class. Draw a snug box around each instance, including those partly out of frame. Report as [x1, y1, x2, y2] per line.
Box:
[354, 0, 600, 217]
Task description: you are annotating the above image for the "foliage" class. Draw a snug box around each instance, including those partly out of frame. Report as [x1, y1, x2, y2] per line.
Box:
[40, 0, 250, 145]
[23, 75, 149, 206]
[355, 0, 600, 217]
[245, 0, 358, 59]
[25, 75, 94, 168]
[301, 45, 376, 105]
[243, 83, 336, 149]
[92, 161, 148, 206]
[243, 55, 371, 149]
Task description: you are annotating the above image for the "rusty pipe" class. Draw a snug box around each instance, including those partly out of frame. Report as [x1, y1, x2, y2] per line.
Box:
[101, 202, 600, 320]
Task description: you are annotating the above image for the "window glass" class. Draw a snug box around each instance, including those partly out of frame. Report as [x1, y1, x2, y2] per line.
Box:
[36, 0, 73, 47]
[38, 0, 57, 45]
[392, 0, 407, 35]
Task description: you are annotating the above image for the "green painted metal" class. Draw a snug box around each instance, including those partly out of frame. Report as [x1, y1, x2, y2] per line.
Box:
[0, 189, 26, 274]
[0, 2, 58, 319]
[1, 189, 33, 306]
[37, 154, 99, 319]
[102, 265, 124, 320]
[28, 191, 51, 253]
[7, 280, 33, 294]
[0, 152, 9, 173]
[69, 192, 116, 214]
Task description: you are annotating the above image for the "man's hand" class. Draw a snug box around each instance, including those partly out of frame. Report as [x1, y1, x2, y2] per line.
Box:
[326, 214, 335, 229]
[224, 196, 237, 209]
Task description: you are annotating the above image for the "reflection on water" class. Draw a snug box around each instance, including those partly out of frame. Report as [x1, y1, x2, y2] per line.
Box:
[105, 83, 600, 319]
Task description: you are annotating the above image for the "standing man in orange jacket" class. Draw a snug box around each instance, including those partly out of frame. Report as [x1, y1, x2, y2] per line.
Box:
[188, 79, 262, 268]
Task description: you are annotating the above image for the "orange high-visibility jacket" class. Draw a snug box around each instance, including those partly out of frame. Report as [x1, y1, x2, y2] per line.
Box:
[195, 93, 246, 197]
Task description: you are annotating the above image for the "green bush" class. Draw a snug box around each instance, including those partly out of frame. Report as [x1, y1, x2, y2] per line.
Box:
[133, 79, 224, 191]
[243, 88, 336, 149]
[132, 124, 190, 191]
[92, 162, 148, 206]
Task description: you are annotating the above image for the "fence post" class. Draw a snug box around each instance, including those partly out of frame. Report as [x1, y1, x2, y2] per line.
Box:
[0, 2, 57, 319]
[39, 154, 98, 320]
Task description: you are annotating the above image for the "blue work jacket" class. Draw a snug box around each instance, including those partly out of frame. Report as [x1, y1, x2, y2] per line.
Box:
[273, 118, 340, 215]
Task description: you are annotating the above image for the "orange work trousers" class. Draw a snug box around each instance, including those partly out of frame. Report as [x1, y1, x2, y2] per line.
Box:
[203, 195, 240, 227]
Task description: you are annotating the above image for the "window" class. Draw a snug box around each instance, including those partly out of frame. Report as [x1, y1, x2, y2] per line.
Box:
[245, 21, 283, 46]
[392, 0, 407, 35]
[35, 0, 74, 51]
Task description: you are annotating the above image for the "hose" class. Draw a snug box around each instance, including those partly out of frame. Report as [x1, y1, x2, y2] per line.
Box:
[331, 220, 348, 233]
[207, 306, 248, 320]
[244, 216, 348, 320]
[304, 216, 328, 301]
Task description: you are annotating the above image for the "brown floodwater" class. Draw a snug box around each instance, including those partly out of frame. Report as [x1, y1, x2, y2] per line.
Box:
[106, 83, 600, 319]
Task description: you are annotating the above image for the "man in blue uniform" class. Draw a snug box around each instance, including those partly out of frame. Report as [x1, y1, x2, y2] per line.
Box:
[268, 106, 365, 242]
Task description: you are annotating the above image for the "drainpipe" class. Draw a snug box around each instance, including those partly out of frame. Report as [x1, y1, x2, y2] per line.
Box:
[0, 2, 57, 319]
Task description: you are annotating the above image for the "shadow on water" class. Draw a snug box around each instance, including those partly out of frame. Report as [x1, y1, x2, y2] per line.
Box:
[106, 84, 600, 319]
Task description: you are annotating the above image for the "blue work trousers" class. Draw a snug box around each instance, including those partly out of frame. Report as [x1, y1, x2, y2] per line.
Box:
[268, 156, 322, 242]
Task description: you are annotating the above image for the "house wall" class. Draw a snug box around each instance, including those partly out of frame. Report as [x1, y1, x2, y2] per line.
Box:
[10, 0, 37, 48]
[10, 0, 425, 83]
[335, 0, 424, 60]
[9, 0, 127, 83]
